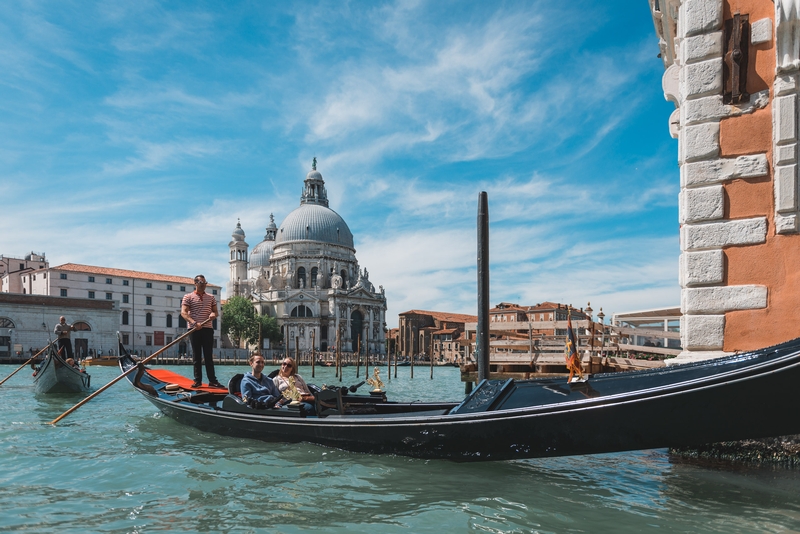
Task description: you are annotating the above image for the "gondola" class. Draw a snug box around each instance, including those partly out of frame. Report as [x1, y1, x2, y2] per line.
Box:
[33, 345, 91, 394]
[119, 335, 800, 461]
[118, 192, 800, 461]
[83, 355, 119, 367]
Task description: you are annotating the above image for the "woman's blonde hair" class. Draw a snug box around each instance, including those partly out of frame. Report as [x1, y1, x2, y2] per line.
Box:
[281, 356, 297, 376]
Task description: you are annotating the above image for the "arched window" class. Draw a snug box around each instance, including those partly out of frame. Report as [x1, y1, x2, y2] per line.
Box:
[341, 269, 347, 289]
[122, 311, 129, 325]
[73, 321, 91, 331]
[178, 315, 187, 328]
[166, 314, 173, 328]
[297, 267, 306, 289]
[0, 317, 15, 328]
[290, 305, 313, 317]
[146, 312, 152, 327]
[310, 267, 318, 288]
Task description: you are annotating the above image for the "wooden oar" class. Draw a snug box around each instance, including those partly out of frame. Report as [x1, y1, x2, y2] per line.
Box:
[0, 340, 56, 387]
[48, 324, 203, 425]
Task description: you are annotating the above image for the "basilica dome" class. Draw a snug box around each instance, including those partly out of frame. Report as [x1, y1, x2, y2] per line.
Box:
[275, 203, 354, 249]
[273, 163, 355, 249]
[249, 214, 278, 269]
[249, 239, 274, 268]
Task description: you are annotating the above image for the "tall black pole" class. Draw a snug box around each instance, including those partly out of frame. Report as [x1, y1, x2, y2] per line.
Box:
[477, 191, 490, 382]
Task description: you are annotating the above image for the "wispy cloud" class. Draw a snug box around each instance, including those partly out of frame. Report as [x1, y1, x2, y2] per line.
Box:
[0, 0, 680, 326]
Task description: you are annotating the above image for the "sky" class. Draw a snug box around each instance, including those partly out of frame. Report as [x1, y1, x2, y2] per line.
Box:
[0, 0, 679, 328]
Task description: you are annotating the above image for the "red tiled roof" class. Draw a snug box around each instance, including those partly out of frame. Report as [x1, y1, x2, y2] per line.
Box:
[527, 301, 569, 311]
[400, 309, 478, 323]
[490, 306, 527, 313]
[51, 263, 221, 287]
[432, 328, 458, 335]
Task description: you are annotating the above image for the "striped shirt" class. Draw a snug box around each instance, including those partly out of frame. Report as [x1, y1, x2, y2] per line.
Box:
[182, 292, 217, 329]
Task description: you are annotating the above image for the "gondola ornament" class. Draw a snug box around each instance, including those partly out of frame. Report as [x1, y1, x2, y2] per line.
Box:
[366, 367, 384, 393]
[564, 307, 585, 383]
[282, 376, 303, 405]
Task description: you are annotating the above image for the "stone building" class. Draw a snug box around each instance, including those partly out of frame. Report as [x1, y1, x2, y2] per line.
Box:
[398, 310, 478, 363]
[227, 161, 387, 355]
[1, 254, 222, 355]
[0, 252, 48, 294]
[524, 302, 590, 336]
[0, 293, 119, 361]
[650, 0, 800, 359]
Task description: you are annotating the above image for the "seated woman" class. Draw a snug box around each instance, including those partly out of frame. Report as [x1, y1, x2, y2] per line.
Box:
[240, 354, 286, 409]
[273, 357, 316, 415]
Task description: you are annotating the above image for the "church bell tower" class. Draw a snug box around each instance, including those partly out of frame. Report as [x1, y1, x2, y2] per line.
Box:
[228, 220, 249, 297]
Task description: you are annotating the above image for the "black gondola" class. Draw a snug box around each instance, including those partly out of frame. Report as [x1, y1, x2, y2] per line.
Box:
[33, 345, 91, 394]
[118, 192, 800, 460]
[119, 335, 800, 461]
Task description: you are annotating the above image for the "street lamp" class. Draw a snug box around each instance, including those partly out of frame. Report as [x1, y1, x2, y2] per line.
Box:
[597, 309, 606, 357]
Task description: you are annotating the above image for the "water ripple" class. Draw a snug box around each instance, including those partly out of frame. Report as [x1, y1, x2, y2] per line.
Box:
[1, 365, 800, 533]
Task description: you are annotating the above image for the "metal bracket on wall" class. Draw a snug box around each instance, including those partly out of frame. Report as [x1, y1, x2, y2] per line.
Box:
[724, 12, 750, 105]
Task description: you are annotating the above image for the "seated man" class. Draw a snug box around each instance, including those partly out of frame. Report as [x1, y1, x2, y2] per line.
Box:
[240, 354, 287, 409]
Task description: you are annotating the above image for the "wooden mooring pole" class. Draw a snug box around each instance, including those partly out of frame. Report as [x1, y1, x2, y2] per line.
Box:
[477, 191, 490, 382]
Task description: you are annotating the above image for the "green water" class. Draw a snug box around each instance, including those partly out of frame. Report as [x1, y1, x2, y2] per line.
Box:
[2, 364, 799, 533]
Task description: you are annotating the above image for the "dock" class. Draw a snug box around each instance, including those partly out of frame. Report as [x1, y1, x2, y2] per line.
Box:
[460, 319, 678, 382]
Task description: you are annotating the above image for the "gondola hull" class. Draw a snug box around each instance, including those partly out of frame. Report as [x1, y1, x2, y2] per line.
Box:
[34, 349, 91, 394]
[120, 336, 800, 461]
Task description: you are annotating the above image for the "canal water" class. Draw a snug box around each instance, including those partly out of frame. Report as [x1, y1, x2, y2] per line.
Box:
[2, 363, 799, 533]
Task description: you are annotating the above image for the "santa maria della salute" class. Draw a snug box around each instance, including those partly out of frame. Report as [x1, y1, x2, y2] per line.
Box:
[226, 160, 387, 355]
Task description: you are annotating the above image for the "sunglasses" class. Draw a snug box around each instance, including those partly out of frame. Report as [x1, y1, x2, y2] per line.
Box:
[281, 362, 292, 367]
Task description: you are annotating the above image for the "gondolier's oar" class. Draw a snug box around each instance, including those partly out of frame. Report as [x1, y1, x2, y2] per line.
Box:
[48, 323, 205, 425]
[0, 340, 57, 387]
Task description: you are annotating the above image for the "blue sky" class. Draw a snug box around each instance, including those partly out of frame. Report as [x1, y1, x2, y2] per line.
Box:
[0, 1, 679, 327]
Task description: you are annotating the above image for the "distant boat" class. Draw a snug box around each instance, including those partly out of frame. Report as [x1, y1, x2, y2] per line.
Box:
[118, 335, 800, 461]
[33, 346, 91, 394]
[83, 355, 119, 367]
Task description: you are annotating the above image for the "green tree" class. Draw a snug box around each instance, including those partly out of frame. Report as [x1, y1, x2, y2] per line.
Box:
[255, 313, 282, 350]
[221, 296, 282, 349]
[221, 296, 256, 347]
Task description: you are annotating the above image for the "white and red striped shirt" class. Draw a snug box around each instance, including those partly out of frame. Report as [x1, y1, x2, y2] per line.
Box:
[182, 292, 217, 328]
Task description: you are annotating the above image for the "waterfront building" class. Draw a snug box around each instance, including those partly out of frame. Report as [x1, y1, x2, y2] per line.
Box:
[490, 302, 529, 323]
[523, 302, 590, 336]
[227, 161, 387, 355]
[0, 293, 118, 362]
[0, 252, 48, 294]
[398, 310, 477, 363]
[649, 1, 800, 360]
[1, 254, 222, 355]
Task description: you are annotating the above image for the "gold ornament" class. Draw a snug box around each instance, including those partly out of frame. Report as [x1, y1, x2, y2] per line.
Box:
[366, 367, 385, 392]
[282, 376, 302, 404]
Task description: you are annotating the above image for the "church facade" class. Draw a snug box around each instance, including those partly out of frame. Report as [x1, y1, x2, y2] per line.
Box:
[227, 161, 387, 355]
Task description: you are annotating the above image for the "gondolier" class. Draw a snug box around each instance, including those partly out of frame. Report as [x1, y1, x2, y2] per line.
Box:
[54, 316, 75, 361]
[180, 274, 223, 389]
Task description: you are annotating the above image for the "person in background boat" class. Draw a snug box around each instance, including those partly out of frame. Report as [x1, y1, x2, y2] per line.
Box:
[241, 354, 287, 409]
[180, 274, 224, 389]
[54, 316, 77, 365]
[274, 357, 316, 415]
